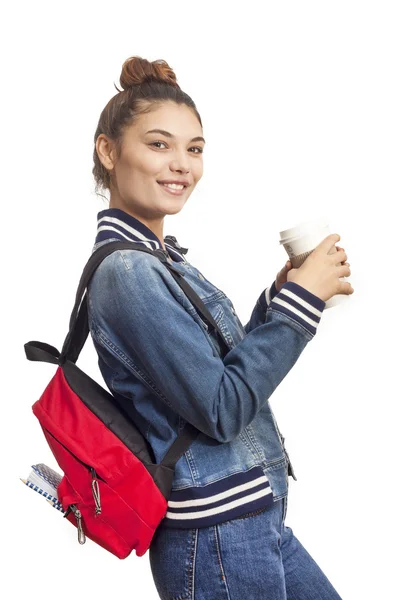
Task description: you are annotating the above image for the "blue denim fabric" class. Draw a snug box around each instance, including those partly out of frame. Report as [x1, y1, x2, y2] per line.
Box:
[87, 237, 325, 524]
[149, 498, 343, 600]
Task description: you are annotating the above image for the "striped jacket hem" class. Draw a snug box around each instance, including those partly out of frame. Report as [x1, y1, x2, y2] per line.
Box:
[162, 465, 275, 529]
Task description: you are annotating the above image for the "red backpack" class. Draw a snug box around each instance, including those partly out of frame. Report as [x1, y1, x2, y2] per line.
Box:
[24, 240, 230, 559]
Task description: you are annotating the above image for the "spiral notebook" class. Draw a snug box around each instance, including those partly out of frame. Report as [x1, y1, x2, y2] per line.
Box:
[20, 463, 65, 513]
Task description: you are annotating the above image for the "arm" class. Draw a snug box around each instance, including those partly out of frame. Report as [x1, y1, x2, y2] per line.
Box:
[88, 251, 325, 444]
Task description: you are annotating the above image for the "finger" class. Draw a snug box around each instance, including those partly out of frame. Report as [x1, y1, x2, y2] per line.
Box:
[316, 233, 340, 253]
[336, 246, 347, 262]
[338, 264, 351, 277]
[331, 248, 347, 263]
[339, 280, 354, 295]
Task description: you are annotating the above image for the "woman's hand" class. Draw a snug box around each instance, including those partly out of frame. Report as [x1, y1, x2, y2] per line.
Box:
[274, 245, 350, 294]
[275, 260, 293, 293]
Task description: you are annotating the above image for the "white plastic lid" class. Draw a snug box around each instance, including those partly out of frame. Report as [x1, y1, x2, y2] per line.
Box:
[279, 216, 329, 243]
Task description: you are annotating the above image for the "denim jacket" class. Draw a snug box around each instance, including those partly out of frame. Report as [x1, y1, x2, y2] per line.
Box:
[87, 208, 326, 529]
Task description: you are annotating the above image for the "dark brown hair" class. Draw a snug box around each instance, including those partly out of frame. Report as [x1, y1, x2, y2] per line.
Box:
[92, 56, 202, 199]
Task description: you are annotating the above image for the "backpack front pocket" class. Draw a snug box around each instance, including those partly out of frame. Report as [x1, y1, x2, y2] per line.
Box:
[42, 426, 161, 558]
[43, 427, 106, 515]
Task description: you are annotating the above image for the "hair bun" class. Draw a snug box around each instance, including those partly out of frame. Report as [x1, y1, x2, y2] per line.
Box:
[117, 56, 179, 90]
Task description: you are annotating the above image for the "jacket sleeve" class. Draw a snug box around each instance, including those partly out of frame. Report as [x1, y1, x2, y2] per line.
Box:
[88, 251, 325, 444]
[244, 280, 279, 334]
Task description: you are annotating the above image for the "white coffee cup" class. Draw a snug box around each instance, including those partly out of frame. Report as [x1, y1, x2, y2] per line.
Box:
[279, 218, 349, 309]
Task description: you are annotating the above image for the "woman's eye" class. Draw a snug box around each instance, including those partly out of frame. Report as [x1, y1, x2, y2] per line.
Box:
[150, 141, 167, 149]
[150, 141, 203, 154]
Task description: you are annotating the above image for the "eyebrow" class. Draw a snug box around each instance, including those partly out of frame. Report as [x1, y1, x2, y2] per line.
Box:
[145, 128, 206, 144]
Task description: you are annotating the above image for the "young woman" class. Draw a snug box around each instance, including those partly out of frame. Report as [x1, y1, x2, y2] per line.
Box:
[88, 55, 353, 600]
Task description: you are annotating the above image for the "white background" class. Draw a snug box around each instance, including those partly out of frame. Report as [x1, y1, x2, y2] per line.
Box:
[3, 1, 399, 598]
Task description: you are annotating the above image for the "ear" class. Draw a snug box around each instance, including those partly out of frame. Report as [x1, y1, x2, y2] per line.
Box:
[96, 134, 117, 171]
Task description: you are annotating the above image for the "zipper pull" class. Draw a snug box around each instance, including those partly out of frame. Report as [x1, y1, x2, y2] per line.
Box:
[90, 467, 102, 515]
[70, 504, 86, 544]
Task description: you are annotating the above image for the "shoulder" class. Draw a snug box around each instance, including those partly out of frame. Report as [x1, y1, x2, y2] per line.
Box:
[88, 243, 183, 307]
[94, 245, 162, 278]
[88, 239, 164, 279]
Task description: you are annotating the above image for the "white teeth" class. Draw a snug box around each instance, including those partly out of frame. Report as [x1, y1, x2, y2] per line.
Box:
[161, 183, 185, 190]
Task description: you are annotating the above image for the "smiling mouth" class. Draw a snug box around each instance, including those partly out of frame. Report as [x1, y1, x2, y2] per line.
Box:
[157, 182, 187, 190]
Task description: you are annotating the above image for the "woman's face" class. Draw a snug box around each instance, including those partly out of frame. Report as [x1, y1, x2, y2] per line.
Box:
[99, 101, 205, 221]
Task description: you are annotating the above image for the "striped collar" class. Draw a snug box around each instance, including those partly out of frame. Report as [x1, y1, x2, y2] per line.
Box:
[95, 208, 189, 263]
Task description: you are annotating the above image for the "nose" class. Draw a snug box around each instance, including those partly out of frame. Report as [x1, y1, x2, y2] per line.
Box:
[169, 149, 190, 174]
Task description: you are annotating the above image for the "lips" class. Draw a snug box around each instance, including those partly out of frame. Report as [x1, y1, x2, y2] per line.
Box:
[157, 181, 187, 196]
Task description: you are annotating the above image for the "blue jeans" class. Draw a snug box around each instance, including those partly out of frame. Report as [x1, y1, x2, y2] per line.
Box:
[149, 496, 343, 599]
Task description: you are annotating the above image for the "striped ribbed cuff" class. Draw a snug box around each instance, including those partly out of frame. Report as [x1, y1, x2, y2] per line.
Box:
[268, 281, 326, 336]
[266, 280, 278, 306]
[258, 280, 278, 312]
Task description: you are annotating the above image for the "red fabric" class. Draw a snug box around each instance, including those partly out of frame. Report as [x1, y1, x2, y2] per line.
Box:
[32, 367, 168, 559]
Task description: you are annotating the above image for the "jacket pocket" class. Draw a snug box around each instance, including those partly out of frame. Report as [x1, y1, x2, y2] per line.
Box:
[263, 456, 289, 500]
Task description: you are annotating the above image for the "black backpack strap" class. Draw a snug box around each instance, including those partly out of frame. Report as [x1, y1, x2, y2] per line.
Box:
[60, 241, 231, 364]
[24, 341, 61, 365]
[24, 240, 232, 463]
[160, 421, 200, 469]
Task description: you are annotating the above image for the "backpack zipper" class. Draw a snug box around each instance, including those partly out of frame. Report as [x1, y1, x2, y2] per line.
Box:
[90, 467, 102, 515]
[64, 504, 86, 544]
[45, 429, 104, 514]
